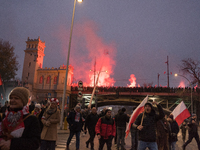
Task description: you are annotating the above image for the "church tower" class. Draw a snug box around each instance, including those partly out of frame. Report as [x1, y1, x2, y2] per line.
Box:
[22, 37, 45, 86]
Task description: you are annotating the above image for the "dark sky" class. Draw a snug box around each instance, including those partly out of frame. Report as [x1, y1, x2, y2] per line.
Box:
[1, 0, 200, 87]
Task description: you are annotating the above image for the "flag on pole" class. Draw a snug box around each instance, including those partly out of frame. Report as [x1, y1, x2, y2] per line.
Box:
[0, 75, 3, 86]
[125, 95, 148, 138]
[171, 101, 191, 126]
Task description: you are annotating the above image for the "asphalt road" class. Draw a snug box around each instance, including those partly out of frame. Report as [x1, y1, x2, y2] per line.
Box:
[56, 126, 199, 150]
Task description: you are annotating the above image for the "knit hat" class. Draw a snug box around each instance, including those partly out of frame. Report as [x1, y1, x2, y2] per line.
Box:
[50, 98, 59, 105]
[75, 105, 81, 110]
[105, 109, 111, 115]
[9, 87, 30, 106]
[35, 103, 41, 109]
[192, 113, 196, 117]
[144, 102, 153, 109]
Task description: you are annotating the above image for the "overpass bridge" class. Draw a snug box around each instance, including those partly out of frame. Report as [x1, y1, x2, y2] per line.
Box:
[69, 86, 200, 114]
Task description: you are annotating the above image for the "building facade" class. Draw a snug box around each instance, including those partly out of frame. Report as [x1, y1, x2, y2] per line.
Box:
[22, 37, 74, 105]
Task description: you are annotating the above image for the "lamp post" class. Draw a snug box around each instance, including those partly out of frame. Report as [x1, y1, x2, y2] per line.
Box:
[174, 74, 193, 114]
[60, 0, 82, 129]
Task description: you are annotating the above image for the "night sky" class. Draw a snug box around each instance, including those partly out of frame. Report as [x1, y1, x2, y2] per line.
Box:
[1, 1, 200, 87]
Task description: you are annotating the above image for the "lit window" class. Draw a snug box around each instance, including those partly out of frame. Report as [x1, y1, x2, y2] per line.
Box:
[39, 76, 43, 84]
[53, 76, 57, 84]
[46, 76, 50, 84]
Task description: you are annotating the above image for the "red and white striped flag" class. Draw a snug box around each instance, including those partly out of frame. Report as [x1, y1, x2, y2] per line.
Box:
[171, 101, 191, 126]
[125, 95, 148, 138]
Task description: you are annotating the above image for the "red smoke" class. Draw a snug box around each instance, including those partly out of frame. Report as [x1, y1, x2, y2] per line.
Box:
[128, 74, 137, 87]
[178, 81, 185, 88]
[63, 20, 116, 86]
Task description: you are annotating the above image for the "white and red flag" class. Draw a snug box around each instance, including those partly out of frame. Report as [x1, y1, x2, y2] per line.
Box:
[125, 95, 148, 138]
[171, 101, 191, 126]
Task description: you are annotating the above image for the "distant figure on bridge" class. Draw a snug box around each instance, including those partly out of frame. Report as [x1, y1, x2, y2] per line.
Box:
[183, 114, 200, 150]
[133, 101, 165, 150]
[84, 107, 99, 150]
[115, 107, 129, 150]
[95, 109, 116, 150]
[66, 105, 83, 150]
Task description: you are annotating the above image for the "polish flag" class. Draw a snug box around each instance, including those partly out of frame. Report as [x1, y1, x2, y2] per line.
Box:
[171, 101, 191, 126]
[125, 95, 148, 138]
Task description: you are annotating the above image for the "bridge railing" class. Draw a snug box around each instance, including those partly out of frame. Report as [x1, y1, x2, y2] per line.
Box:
[71, 86, 200, 94]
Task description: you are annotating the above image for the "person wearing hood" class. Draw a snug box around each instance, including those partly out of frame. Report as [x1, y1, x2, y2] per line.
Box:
[133, 101, 165, 150]
[115, 108, 129, 150]
[183, 113, 200, 150]
[66, 105, 83, 150]
[40, 98, 60, 150]
[95, 109, 116, 150]
[0, 87, 40, 150]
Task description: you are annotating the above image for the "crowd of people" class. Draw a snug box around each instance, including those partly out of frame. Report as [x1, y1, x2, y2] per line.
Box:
[0, 87, 199, 150]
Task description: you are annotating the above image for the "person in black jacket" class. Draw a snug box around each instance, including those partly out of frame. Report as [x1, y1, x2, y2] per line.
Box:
[0, 87, 40, 150]
[183, 114, 200, 150]
[84, 107, 99, 150]
[66, 105, 83, 150]
[167, 114, 179, 150]
[133, 101, 164, 150]
[115, 107, 129, 150]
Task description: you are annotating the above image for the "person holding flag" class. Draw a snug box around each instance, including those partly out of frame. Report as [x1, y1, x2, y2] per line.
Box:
[132, 101, 165, 150]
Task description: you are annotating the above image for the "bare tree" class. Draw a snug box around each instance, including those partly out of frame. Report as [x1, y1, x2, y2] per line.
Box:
[179, 58, 200, 86]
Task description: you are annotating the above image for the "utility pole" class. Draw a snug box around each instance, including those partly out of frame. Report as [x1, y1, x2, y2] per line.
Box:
[158, 73, 160, 87]
[165, 56, 169, 87]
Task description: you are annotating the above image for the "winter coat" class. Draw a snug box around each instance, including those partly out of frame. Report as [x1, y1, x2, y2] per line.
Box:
[115, 111, 129, 128]
[67, 110, 83, 132]
[84, 112, 99, 131]
[188, 118, 198, 134]
[134, 104, 165, 142]
[41, 108, 60, 141]
[10, 114, 40, 150]
[169, 120, 179, 143]
[95, 116, 116, 139]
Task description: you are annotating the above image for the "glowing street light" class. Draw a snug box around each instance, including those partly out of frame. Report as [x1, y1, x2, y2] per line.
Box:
[174, 73, 193, 114]
[60, 0, 82, 129]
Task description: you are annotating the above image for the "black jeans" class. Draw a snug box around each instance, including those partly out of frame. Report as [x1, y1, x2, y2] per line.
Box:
[40, 140, 56, 150]
[98, 136, 112, 150]
[183, 132, 200, 150]
[130, 128, 138, 150]
[86, 129, 96, 149]
[117, 127, 125, 149]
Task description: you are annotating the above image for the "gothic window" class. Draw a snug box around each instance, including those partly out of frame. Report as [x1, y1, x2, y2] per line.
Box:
[39, 76, 43, 84]
[28, 72, 29, 77]
[46, 76, 50, 84]
[29, 44, 31, 48]
[53, 76, 58, 84]
[29, 62, 31, 67]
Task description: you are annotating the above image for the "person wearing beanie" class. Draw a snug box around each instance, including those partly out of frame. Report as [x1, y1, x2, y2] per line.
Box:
[167, 114, 179, 150]
[95, 109, 116, 150]
[183, 113, 200, 150]
[0, 87, 40, 150]
[133, 101, 165, 150]
[41, 98, 60, 150]
[66, 104, 83, 150]
[32, 103, 45, 133]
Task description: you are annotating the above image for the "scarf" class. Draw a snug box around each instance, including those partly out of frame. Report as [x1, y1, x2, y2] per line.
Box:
[0, 105, 29, 139]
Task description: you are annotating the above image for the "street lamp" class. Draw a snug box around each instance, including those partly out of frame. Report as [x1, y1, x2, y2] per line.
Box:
[174, 73, 193, 114]
[60, 0, 82, 129]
